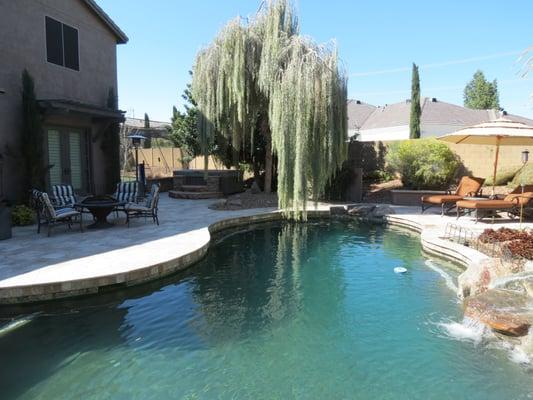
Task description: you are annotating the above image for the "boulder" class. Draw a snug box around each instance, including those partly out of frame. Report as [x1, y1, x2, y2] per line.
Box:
[347, 205, 375, 216]
[371, 205, 396, 218]
[251, 181, 261, 194]
[464, 288, 533, 337]
[330, 206, 347, 215]
[458, 258, 517, 299]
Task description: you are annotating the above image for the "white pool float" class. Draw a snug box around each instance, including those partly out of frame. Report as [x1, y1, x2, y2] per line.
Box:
[394, 267, 407, 274]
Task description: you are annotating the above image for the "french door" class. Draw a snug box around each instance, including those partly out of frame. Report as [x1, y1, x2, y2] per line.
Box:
[46, 127, 88, 192]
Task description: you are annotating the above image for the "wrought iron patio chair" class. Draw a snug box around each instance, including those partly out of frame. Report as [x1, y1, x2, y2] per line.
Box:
[124, 183, 160, 227]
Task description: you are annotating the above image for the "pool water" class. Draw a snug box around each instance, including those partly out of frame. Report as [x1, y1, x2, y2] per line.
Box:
[1, 221, 533, 399]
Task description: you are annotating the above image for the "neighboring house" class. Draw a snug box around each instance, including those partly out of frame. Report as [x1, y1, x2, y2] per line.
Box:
[0, 0, 128, 202]
[348, 97, 533, 142]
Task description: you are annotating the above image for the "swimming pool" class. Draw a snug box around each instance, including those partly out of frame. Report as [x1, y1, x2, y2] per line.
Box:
[1, 220, 532, 399]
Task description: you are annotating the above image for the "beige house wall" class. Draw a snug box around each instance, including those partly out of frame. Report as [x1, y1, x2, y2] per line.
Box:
[0, 0, 121, 201]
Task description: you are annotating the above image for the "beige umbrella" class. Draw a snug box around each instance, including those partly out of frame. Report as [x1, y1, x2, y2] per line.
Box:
[437, 117, 533, 194]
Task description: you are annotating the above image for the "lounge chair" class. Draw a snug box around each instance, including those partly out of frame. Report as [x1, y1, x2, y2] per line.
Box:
[421, 176, 485, 216]
[456, 185, 533, 222]
[38, 192, 83, 236]
[124, 183, 160, 227]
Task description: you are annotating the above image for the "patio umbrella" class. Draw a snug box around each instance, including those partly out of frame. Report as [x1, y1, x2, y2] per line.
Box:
[437, 117, 533, 194]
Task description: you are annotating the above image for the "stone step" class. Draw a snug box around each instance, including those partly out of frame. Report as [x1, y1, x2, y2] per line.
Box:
[169, 190, 223, 200]
[181, 184, 210, 192]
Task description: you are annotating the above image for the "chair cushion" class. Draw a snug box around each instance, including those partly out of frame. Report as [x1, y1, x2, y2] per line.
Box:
[421, 195, 463, 205]
[114, 181, 139, 203]
[504, 192, 533, 206]
[125, 203, 149, 212]
[455, 176, 485, 197]
[52, 185, 76, 207]
[456, 199, 515, 210]
[54, 209, 80, 219]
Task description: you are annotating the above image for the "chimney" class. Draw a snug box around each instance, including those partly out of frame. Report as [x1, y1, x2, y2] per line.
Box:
[431, 98, 437, 102]
[356, 100, 361, 104]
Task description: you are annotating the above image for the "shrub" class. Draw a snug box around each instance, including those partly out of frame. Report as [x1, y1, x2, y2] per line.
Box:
[483, 165, 520, 187]
[11, 205, 35, 226]
[511, 163, 533, 186]
[386, 139, 459, 190]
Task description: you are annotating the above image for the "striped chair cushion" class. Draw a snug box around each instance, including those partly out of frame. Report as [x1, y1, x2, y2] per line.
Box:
[114, 181, 139, 203]
[40, 193, 57, 219]
[52, 185, 76, 207]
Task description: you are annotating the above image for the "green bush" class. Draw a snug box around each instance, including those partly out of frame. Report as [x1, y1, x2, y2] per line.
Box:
[484, 165, 520, 187]
[11, 205, 35, 226]
[386, 139, 459, 190]
[511, 163, 533, 186]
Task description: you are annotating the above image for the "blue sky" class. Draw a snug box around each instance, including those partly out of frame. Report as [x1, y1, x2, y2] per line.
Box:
[98, 0, 533, 122]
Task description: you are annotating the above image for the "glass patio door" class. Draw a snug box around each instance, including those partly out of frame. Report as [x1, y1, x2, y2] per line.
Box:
[47, 128, 86, 191]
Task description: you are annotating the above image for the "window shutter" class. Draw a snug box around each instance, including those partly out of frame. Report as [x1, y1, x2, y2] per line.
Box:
[63, 24, 79, 71]
[45, 17, 63, 66]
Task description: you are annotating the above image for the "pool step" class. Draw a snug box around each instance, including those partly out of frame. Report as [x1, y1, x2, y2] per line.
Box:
[169, 190, 223, 200]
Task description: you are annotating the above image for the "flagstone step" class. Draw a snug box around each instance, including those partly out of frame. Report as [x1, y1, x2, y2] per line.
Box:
[169, 190, 223, 200]
[181, 185, 211, 192]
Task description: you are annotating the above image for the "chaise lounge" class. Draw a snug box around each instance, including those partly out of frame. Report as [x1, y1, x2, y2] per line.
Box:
[421, 176, 485, 216]
[456, 185, 533, 222]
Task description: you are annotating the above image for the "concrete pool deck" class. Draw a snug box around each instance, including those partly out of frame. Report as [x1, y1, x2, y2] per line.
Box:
[0, 195, 531, 304]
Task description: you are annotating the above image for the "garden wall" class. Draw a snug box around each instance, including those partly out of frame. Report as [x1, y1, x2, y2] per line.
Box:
[354, 140, 533, 182]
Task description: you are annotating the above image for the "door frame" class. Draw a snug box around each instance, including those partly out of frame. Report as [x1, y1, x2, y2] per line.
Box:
[44, 125, 91, 193]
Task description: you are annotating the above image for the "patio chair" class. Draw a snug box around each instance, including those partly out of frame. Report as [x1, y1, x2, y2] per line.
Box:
[456, 185, 533, 222]
[51, 184, 76, 208]
[30, 189, 46, 234]
[124, 183, 160, 227]
[421, 176, 485, 216]
[38, 192, 83, 236]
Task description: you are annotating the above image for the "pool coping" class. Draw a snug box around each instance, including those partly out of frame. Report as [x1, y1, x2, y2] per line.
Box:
[0, 207, 488, 305]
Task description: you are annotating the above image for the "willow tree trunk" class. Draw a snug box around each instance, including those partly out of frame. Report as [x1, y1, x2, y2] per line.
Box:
[262, 116, 272, 194]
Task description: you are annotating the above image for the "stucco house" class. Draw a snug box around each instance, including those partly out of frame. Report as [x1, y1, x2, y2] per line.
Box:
[348, 97, 533, 142]
[0, 0, 128, 202]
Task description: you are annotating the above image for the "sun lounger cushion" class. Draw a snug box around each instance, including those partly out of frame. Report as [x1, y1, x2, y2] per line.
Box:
[456, 199, 515, 210]
[52, 184, 76, 207]
[114, 181, 139, 203]
[420, 194, 463, 205]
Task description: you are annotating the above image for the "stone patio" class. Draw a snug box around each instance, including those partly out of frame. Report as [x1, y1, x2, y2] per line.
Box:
[0, 195, 532, 305]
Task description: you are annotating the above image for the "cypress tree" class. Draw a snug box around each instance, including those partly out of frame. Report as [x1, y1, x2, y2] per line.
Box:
[143, 113, 151, 148]
[409, 63, 421, 139]
[100, 88, 121, 192]
[21, 69, 46, 192]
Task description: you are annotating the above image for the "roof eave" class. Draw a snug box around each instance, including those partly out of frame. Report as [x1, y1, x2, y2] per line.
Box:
[82, 0, 129, 44]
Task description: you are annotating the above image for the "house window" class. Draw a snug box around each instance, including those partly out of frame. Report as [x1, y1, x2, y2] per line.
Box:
[45, 16, 79, 71]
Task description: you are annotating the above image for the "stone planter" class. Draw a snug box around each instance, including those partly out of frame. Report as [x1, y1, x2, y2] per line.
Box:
[0, 204, 12, 240]
[390, 190, 446, 206]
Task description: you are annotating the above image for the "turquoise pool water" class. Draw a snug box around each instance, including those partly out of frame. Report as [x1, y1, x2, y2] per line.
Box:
[1, 221, 533, 399]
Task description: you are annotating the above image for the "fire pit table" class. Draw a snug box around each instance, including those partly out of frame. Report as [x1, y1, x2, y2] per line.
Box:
[75, 196, 125, 229]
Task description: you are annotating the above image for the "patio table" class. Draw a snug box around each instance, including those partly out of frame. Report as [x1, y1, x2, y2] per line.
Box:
[75, 196, 125, 229]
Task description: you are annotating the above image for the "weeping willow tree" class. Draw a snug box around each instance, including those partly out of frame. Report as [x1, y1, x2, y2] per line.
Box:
[192, 0, 348, 219]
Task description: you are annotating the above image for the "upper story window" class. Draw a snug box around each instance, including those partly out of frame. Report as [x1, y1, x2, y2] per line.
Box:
[45, 16, 79, 71]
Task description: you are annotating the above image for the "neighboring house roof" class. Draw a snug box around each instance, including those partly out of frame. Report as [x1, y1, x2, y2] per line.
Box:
[349, 97, 533, 132]
[124, 117, 170, 129]
[347, 100, 376, 130]
[82, 0, 128, 44]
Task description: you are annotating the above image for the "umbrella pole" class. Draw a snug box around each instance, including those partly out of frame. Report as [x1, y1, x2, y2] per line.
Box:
[491, 137, 501, 197]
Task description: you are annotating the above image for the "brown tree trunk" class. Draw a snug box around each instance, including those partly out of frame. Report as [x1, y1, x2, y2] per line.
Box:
[262, 117, 272, 194]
